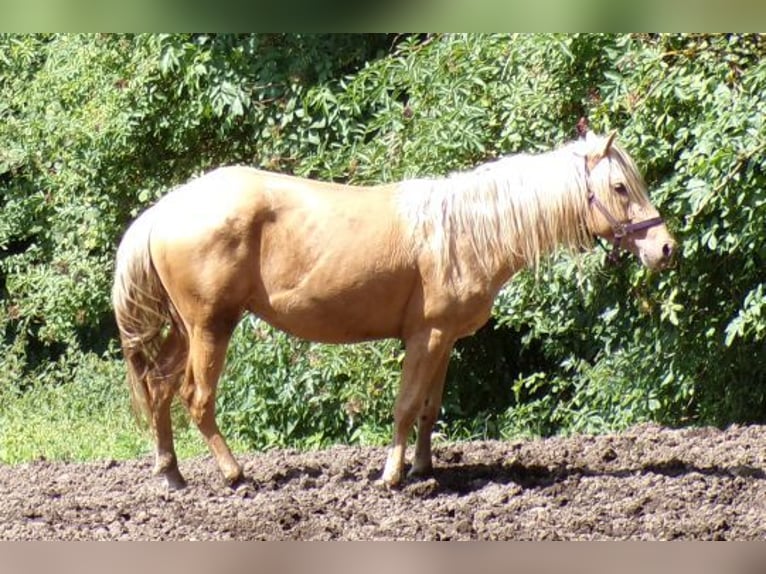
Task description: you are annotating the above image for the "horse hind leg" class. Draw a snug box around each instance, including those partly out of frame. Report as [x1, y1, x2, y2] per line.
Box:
[178, 322, 243, 486]
[143, 326, 188, 490]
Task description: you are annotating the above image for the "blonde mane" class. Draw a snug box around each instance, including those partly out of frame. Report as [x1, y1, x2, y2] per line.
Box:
[397, 138, 655, 282]
[397, 143, 595, 280]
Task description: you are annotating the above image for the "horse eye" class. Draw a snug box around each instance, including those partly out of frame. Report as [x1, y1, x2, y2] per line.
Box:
[614, 183, 628, 196]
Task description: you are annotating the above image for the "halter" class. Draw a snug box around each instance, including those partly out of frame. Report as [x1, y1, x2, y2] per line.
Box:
[584, 157, 665, 262]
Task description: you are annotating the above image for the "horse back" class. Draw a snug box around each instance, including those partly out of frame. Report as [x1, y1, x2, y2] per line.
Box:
[147, 166, 421, 342]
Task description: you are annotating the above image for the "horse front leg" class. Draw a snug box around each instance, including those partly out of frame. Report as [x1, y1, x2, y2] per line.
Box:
[381, 328, 453, 487]
[409, 349, 452, 478]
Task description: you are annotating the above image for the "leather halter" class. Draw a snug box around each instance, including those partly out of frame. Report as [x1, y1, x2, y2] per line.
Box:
[588, 192, 665, 241]
[585, 157, 665, 261]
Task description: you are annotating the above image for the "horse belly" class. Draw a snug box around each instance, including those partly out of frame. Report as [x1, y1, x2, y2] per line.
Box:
[251, 271, 413, 344]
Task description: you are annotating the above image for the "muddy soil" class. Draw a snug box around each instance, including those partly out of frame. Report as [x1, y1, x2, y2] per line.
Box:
[2, 423, 766, 540]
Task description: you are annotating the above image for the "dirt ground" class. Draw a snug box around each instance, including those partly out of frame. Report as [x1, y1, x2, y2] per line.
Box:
[2, 423, 766, 540]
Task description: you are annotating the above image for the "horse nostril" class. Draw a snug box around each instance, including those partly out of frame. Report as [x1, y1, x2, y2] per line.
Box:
[662, 242, 674, 260]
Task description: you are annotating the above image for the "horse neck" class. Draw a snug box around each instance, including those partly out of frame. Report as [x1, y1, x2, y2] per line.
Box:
[399, 148, 592, 286]
[488, 149, 592, 271]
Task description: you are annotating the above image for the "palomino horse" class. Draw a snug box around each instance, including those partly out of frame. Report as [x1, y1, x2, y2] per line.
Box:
[112, 128, 675, 489]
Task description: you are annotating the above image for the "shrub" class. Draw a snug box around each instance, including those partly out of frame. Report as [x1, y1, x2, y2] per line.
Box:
[2, 34, 765, 461]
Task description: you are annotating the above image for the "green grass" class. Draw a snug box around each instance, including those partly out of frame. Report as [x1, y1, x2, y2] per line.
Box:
[0, 353, 228, 465]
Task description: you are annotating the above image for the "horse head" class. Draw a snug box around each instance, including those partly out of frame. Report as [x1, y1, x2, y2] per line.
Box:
[578, 124, 676, 270]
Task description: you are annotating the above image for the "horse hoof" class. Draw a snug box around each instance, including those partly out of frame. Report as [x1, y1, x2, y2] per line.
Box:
[407, 464, 434, 479]
[223, 465, 244, 485]
[376, 472, 405, 490]
[226, 473, 248, 490]
[154, 464, 187, 491]
[164, 473, 187, 491]
[375, 478, 399, 491]
[229, 477, 257, 498]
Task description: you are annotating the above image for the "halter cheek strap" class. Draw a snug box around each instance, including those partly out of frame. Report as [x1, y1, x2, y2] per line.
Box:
[584, 158, 665, 262]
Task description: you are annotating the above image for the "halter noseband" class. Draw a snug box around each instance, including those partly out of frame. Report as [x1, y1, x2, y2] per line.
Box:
[584, 158, 665, 262]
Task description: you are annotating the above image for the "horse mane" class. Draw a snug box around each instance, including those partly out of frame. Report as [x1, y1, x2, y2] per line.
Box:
[397, 138, 654, 282]
[397, 142, 594, 280]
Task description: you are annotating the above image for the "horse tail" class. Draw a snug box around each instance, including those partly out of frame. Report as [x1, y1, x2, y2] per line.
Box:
[111, 206, 185, 427]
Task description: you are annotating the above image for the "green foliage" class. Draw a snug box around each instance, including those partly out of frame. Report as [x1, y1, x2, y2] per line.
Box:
[217, 317, 401, 450]
[1, 33, 765, 463]
[491, 33, 766, 432]
[0, 33, 392, 367]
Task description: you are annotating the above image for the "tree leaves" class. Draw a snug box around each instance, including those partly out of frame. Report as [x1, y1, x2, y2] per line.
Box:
[2, 33, 766, 446]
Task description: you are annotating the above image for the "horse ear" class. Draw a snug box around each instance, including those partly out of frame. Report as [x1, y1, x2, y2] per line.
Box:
[586, 131, 617, 172]
[602, 130, 617, 155]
